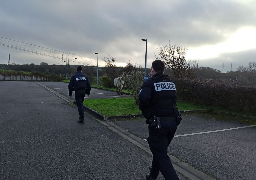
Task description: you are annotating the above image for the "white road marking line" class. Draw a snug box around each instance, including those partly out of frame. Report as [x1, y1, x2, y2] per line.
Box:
[174, 125, 256, 138]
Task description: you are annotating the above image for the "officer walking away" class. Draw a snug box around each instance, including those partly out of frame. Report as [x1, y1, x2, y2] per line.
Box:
[139, 60, 182, 180]
[68, 66, 91, 124]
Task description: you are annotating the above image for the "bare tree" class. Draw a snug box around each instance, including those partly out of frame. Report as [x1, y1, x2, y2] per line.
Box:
[155, 42, 195, 78]
[237, 62, 256, 85]
[102, 54, 118, 87]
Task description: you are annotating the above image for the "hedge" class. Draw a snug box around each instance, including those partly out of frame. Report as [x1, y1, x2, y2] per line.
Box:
[175, 78, 256, 115]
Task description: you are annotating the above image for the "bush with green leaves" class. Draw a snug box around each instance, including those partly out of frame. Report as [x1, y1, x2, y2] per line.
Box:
[99, 76, 113, 88]
[0, 69, 62, 81]
[103, 55, 118, 88]
[122, 70, 144, 104]
[175, 78, 256, 115]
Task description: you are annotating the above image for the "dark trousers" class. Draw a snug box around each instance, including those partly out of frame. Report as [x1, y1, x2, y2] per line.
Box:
[75, 89, 86, 118]
[147, 117, 179, 180]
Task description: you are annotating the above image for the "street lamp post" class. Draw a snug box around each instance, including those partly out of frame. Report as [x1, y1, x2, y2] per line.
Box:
[95, 53, 98, 86]
[141, 39, 147, 81]
[74, 57, 77, 64]
[64, 58, 67, 80]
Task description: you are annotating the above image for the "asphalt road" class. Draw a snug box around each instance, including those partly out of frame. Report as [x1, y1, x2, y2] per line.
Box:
[39, 81, 131, 100]
[115, 113, 256, 180]
[0, 81, 187, 180]
[2, 81, 256, 180]
[41, 82, 256, 180]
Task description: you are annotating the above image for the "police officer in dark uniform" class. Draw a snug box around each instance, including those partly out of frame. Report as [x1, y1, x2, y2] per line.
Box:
[68, 66, 91, 124]
[139, 60, 181, 180]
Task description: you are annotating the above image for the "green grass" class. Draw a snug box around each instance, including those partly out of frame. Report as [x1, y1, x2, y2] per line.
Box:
[83, 98, 209, 116]
[62, 79, 70, 83]
[83, 98, 256, 124]
[83, 97, 141, 116]
[177, 100, 210, 111]
[205, 106, 256, 124]
[65, 79, 256, 122]
[91, 84, 132, 94]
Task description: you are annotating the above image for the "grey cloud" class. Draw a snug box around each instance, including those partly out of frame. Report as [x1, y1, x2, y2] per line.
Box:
[0, 0, 256, 70]
[198, 48, 256, 72]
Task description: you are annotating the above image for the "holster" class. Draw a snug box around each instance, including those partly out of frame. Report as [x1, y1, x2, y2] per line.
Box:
[175, 108, 182, 125]
[146, 116, 161, 129]
[85, 88, 90, 95]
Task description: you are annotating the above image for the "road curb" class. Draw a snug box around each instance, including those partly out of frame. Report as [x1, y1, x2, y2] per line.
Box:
[37, 82, 216, 180]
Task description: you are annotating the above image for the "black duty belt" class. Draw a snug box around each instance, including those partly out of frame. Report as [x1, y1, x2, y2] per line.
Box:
[76, 88, 86, 91]
[147, 116, 177, 129]
[158, 117, 176, 121]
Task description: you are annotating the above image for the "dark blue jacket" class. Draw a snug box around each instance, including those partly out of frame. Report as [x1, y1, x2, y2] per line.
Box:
[68, 71, 91, 96]
[139, 72, 177, 119]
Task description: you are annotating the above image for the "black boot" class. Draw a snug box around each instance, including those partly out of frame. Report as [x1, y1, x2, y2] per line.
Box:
[146, 167, 157, 180]
[78, 116, 84, 124]
[146, 174, 156, 180]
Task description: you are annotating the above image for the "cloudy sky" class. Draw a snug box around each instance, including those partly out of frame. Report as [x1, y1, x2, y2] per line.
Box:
[1, 0, 256, 72]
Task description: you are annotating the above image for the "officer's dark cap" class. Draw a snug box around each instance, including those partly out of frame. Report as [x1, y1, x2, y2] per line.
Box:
[152, 60, 165, 72]
[77, 66, 82, 71]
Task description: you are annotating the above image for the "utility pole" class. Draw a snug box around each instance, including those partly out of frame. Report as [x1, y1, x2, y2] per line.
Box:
[8, 54, 10, 65]
[95, 53, 99, 86]
[65, 57, 67, 80]
[141, 39, 147, 81]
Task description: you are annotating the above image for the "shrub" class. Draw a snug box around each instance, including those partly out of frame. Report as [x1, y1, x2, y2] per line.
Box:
[123, 70, 144, 104]
[175, 78, 256, 115]
[99, 76, 114, 88]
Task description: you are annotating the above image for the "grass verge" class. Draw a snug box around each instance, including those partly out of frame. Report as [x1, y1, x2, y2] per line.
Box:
[205, 107, 256, 125]
[64, 79, 256, 123]
[91, 84, 132, 94]
[83, 98, 141, 116]
[83, 98, 209, 116]
[62, 79, 70, 83]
